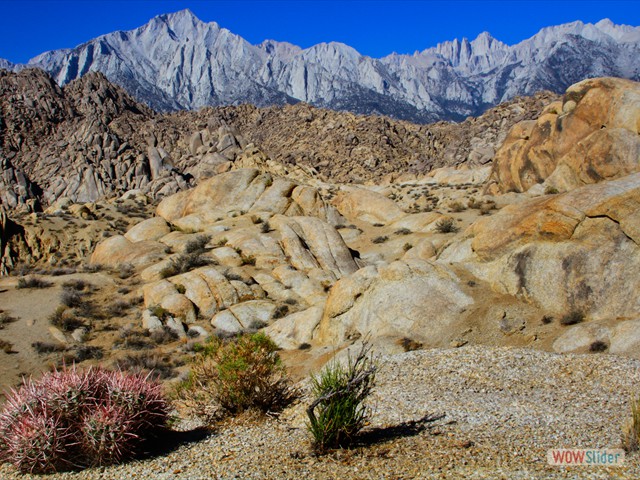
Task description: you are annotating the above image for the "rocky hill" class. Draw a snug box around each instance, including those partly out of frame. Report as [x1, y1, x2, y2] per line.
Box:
[1, 10, 638, 122]
[0, 68, 556, 212]
[0, 76, 639, 477]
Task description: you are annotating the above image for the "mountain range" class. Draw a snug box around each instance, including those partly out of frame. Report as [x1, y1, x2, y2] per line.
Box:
[1, 10, 639, 122]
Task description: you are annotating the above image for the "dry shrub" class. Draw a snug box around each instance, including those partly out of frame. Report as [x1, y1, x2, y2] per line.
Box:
[176, 333, 295, 422]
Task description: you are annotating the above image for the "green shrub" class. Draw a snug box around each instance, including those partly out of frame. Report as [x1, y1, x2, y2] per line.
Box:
[306, 343, 377, 451]
[176, 333, 294, 420]
[0, 366, 169, 473]
[372, 236, 388, 244]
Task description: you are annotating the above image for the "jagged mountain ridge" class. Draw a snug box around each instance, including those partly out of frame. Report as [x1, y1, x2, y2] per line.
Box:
[0, 10, 637, 122]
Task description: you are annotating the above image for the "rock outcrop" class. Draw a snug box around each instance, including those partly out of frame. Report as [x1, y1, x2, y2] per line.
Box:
[488, 77, 640, 194]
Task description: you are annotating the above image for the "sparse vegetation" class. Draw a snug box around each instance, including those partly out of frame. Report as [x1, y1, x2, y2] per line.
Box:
[241, 254, 256, 266]
[394, 228, 412, 235]
[307, 343, 377, 451]
[541, 315, 554, 325]
[449, 201, 467, 212]
[16, 276, 53, 289]
[623, 393, 640, 452]
[114, 353, 181, 380]
[176, 333, 295, 421]
[589, 340, 608, 352]
[260, 221, 272, 233]
[398, 337, 423, 352]
[272, 304, 289, 319]
[0, 339, 14, 353]
[159, 252, 211, 278]
[0, 365, 169, 473]
[184, 234, 211, 254]
[116, 263, 135, 279]
[545, 185, 559, 195]
[372, 235, 388, 244]
[435, 217, 459, 233]
[0, 312, 17, 329]
[403, 242, 413, 252]
[560, 310, 585, 326]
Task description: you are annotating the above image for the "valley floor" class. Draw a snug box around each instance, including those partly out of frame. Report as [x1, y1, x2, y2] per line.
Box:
[2, 346, 638, 479]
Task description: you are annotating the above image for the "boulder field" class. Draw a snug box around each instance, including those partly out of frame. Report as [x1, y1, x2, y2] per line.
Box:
[47, 77, 640, 360]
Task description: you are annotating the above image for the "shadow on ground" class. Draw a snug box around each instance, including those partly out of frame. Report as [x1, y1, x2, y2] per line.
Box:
[355, 412, 446, 447]
[140, 426, 213, 459]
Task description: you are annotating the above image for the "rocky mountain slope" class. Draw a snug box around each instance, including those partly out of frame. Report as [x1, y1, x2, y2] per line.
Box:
[0, 68, 556, 213]
[1, 10, 637, 122]
[0, 77, 639, 477]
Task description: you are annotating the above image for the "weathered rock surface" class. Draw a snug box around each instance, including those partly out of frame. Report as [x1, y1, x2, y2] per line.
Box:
[488, 77, 640, 193]
[316, 260, 474, 347]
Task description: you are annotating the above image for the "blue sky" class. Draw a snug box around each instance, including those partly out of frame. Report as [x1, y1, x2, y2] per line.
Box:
[0, 1, 639, 63]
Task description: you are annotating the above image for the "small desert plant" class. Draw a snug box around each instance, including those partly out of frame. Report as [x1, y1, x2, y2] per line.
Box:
[545, 185, 559, 195]
[449, 201, 466, 212]
[394, 228, 412, 236]
[623, 393, 640, 452]
[105, 300, 132, 318]
[434, 217, 459, 234]
[272, 304, 289, 319]
[149, 326, 179, 345]
[114, 353, 180, 380]
[589, 340, 608, 352]
[240, 254, 256, 266]
[0, 339, 14, 353]
[16, 276, 53, 289]
[398, 337, 423, 352]
[402, 242, 413, 252]
[0, 366, 169, 473]
[160, 252, 210, 278]
[32, 342, 67, 355]
[176, 333, 294, 420]
[307, 343, 377, 451]
[560, 310, 585, 326]
[260, 221, 272, 234]
[0, 312, 17, 330]
[184, 234, 211, 255]
[372, 235, 388, 244]
[48, 306, 85, 332]
[116, 263, 135, 279]
[541, 315, 554, 325]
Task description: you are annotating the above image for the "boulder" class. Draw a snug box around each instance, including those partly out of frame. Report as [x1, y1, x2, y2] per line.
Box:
[124, 217, 171, 243]
[488, 77, 640, 194]
[316, 260, 474, 347]
[271, 215, 358, 279]
[332, 186, 405, 224]
[90, 235, 167, 268]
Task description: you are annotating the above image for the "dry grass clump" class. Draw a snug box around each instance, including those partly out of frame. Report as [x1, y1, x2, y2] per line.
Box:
[16, 276, 53, 289]
[159, 252, 212, 278]
[623, 393, 640, 452]
[434, 217, 459, 234]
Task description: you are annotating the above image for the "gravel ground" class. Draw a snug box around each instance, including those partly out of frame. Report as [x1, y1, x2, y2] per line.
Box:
[2, 345, 640, 479]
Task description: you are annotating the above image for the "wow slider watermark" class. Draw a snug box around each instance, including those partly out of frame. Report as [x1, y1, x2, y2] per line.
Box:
[547, 449, 625, 466]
